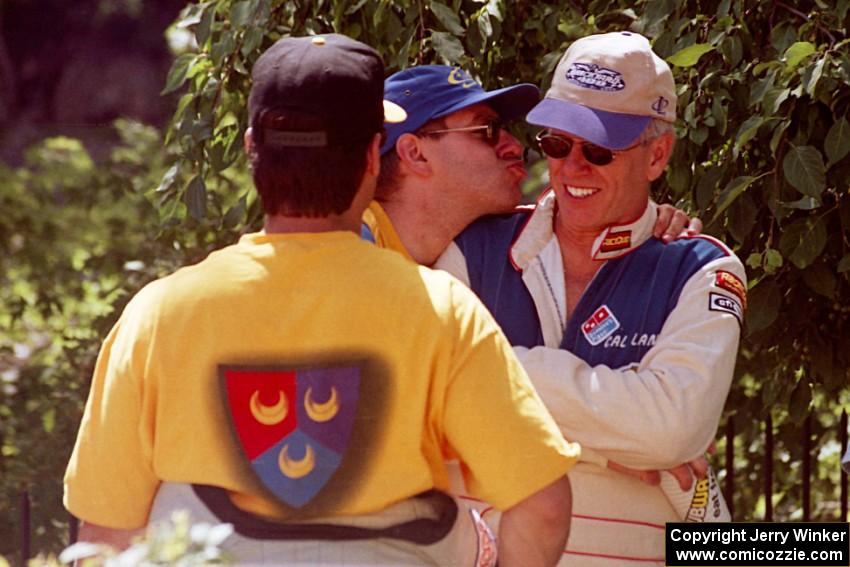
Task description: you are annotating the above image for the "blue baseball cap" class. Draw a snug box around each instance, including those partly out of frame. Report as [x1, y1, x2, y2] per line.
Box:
[381, 65, 540, 155]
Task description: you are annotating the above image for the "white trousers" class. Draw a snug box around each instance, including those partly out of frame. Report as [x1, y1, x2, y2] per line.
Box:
[147, 483, 496, 567]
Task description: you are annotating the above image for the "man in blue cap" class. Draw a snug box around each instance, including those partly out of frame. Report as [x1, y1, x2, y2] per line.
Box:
[431, 31, 745, 565]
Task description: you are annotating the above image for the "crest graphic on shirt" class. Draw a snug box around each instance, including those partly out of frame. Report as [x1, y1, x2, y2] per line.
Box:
[581, 305, 621, 346]
[221, 365, 360, 508]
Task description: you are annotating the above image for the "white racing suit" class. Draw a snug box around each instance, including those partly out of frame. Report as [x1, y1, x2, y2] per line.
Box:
[436, 193, 745, 565]
[146, 482, 496, 566]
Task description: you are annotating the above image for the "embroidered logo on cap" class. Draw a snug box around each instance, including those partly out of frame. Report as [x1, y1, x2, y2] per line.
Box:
[447, 67, 478, 88]
[651, 96, 670, 114]
[582, 305, 621, 346]
[565, 62, 625, 92]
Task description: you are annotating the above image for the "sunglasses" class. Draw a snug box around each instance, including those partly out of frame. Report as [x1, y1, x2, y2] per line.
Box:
[535, 131, 640, 166]
[420, 119, 503, 146]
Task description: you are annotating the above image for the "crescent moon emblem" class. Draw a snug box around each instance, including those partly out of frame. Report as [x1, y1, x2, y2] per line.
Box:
[278, 443, 315, 479]
[447, 67, 476, 88]
[304, 386, 339, 422]
[249, 390, 288, 425]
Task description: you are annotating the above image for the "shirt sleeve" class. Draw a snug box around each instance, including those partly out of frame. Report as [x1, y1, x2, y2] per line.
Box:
[438, 278, 579, 511]
[63, 293, 160, 529]
[516, 254, 745, 470]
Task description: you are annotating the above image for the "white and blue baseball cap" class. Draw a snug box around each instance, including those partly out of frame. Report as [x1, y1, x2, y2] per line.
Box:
[381, 65, 539, 155]
[527, 31, 677, 150]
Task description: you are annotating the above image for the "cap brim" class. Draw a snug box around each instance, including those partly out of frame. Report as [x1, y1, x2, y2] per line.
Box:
[380, 81, 539, 155]
[434, 83, 540, 123]
[383, 100, 407, 124]
[526, 98, 650, 150]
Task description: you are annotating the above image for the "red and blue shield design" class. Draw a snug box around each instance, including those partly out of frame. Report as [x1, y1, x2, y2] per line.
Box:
[222, 365, 360, 509]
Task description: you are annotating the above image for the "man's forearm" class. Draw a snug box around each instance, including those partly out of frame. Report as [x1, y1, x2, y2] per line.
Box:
[498, 476, 572, 567]
[74, 520, 142, 565]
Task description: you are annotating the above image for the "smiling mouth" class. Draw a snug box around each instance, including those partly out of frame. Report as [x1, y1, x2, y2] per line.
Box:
[566, 185, 599, 198]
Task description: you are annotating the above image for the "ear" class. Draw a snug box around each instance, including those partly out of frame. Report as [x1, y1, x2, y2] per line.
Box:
[395, 133, 432, 176]
[244, 127, 255, 155]
[646, 131, 674, 182]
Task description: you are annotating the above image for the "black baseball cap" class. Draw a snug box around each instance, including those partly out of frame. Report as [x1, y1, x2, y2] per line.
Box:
[248, 34, 406, 147]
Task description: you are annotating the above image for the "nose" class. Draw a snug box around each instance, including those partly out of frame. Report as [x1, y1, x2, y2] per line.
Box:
[552, 141, 592, 174]
[548, 142, 592, 184]
[495, 128, 523, 160]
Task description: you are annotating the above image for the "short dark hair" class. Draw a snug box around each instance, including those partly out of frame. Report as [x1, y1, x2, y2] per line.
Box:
[249, 109, 371, 217]
[376, 151, 401, 200]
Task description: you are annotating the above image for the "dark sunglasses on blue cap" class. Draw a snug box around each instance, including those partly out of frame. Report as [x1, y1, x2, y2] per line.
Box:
[419, 119, 503, 146]
[535, 131, 641, 166]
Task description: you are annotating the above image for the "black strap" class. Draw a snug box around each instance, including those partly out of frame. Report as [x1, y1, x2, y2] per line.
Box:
[191, 484, 458, 544]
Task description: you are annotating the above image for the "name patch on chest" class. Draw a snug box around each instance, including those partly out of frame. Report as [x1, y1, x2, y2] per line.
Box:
[581, 305, 621, 346]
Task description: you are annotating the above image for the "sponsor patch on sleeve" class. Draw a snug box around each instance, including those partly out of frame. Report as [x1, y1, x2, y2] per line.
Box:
[713, 270, 747, 309]
[581, 305, 621, 346]
[600, 231, 632, 253]
[708, 292, 743, 325]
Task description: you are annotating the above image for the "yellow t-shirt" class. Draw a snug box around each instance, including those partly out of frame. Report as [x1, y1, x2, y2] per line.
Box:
[64, 231, 578, 529]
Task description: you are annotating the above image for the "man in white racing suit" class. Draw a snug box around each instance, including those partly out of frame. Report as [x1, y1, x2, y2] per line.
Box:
[434, 31, 746, 565]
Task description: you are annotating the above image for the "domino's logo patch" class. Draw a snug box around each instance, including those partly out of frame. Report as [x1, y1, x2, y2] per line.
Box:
[565, 62, 625, 92]
[709, 292, 743, 325]
[582, 305, 621, 346]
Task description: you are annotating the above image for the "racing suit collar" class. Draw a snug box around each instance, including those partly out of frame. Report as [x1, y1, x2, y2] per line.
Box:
[509, 192, 657, 270]
[590, 201, 657, 261]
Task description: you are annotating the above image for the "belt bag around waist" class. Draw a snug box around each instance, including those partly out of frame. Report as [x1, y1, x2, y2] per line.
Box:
[192, 484, 458, 543]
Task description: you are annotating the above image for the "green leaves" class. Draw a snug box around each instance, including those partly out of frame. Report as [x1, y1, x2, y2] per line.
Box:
[779, 217, 828, 269]
[802, 263, 836, 299]
[709, 175, 760, 226]
[825, 117, 850, 166]
[783, 41, 816, 70]
[430, 1, 464, 35]
[161, 54, 198, 95]
[746, 281, 781, 334]
[184, 175, 207, 221]
[431, 32, 465, 63]
[782, 146, 826, 198]
[667, 43, 714, 67]
[734, 116, 763, 157]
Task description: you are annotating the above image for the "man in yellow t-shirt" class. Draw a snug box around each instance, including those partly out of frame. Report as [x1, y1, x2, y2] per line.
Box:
[64, 34, 578, 567]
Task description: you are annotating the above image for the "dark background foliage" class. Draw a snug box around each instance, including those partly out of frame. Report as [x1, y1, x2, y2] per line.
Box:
[2, 0, 849, 561]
